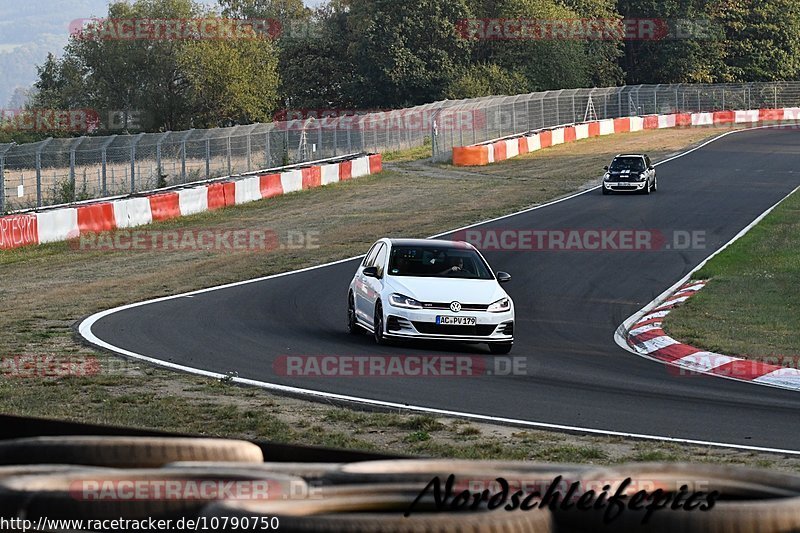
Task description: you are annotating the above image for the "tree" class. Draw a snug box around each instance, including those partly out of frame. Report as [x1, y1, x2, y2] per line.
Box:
[346, 0, 475, 107]
[445, 63, 529, 98]
[179, 27, 280, 126]
[714, 0, 800, 82]
[617, 0, 726, 83]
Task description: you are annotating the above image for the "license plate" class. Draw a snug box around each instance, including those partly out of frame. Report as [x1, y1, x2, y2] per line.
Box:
[436, 316, 477, 326]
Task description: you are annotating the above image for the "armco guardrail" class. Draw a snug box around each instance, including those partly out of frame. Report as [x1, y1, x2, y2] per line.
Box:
[452, 107, 799, 166]
[0, 153, 381, 251]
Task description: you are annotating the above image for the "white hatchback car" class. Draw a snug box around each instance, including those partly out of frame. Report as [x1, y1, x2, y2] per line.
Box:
[347, 238, 515, 354]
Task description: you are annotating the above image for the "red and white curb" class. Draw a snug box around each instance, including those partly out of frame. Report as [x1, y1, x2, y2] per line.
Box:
[625, 280, 800, 391]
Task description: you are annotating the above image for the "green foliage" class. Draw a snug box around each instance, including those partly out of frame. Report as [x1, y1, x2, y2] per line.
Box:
[446, 63, 529, 99]
[178, 25, 280, 126]
[346, 0, 475, 107]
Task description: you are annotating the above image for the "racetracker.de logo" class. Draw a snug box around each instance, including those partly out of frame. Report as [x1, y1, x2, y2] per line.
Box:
[270, 108, 486, 132]
[69, 18, 283, 40]
[457, 18, 713, 41]
[273, 355, 527, 377]
[0, 355, 100, 379]
[71, 230, 319, 254]
[0, 109, 101, 133]
[454, 229, 706, 252]
[69, 479, 280, 501]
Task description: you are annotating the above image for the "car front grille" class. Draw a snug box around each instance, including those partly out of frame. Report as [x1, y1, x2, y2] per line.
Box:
[412, 322, 498, 336]
[420, 302, 489, 311]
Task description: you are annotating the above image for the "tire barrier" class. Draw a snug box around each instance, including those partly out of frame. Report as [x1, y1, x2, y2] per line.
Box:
[0, 436, 264, 468]
[0, 154, 380, 251]
[451, 108, 800, 167]
[0, 435, 799, 531]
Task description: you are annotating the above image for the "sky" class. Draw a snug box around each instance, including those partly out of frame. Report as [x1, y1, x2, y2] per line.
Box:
[0, 0, 324, 107]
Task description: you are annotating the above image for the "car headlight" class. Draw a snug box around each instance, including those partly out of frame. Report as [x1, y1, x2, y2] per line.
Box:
[487, 298, 511, 313]
[389, 293, 423, 309]
[636, 174, 646, 181]
[603, 173, 610, 181]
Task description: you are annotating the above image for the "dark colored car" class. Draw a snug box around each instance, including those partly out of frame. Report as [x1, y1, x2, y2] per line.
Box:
[602, 154, 657, 194]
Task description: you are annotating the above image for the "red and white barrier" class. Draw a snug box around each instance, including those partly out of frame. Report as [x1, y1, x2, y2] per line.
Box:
[452, 107, 799, 167]
[37, 208, 79, 244]
[0, 214, 37, 250]
[113, 197, 153, 229]
[234, 176, 261, 205]
[0, 154, 381, 250]
[178, 187, 208, 216]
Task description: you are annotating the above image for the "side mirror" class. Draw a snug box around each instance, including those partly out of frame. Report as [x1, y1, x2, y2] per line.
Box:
[496, 271, 511, 283]
[603, 165, 609, 171]
[648, 166, 655, 170]
[362, 266, 379, 278]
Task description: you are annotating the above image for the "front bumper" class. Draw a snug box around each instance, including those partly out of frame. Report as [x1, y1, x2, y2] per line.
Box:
[604, 181, 646, 192]
[384, 306, 514, 343]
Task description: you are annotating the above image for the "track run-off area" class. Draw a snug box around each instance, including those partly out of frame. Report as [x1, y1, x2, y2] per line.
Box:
[81, 127, 800, 453]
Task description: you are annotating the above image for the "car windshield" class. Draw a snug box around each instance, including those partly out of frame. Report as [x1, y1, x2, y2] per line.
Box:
[610, 157, 645, 171]
[388, 245, 494, 279]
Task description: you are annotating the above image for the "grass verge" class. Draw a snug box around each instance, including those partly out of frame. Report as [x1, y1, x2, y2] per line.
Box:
[664, 187, 800, 360]
[5, 125, 790, 469]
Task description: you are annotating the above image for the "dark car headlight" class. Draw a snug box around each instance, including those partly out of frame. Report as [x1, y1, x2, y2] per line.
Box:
[389, 293, 423, 309]
[488, 298, 511, 313]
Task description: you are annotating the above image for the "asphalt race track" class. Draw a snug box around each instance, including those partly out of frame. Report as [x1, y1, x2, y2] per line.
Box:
[85, 127, 800, 451]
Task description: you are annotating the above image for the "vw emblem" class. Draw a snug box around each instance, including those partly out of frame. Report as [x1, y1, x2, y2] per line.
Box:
[450, 301, 462, 313]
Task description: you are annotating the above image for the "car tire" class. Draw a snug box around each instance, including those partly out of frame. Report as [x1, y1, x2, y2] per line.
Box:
[642, 179, 651, 195]
[653, 175, 658, 192]
[347, 292, 360, 335]
[489, 343, 513, 355]
[373, 302, 386, 345]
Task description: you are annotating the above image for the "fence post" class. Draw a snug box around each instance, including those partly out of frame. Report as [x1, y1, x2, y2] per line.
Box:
[317, 122, 323, 158]
[100, 136, 116, 197]
[265, 128, 272, 168]
[156, 132, 169, 185]
[129, 133, 144, 193]
[333, 122, 338, 157]
[205, 138, 211, 179]
[226, 132, 232, 175]
[571, 95, 576, 123]
[722, 88, 725, 110]
[69, 137, 86, 201]
[35, 138, 53, 208]
[180, 130, 193, 182]
[511, 104, 517, 135]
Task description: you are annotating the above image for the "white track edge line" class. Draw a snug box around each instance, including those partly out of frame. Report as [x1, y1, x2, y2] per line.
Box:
[79, 125, 800, 454]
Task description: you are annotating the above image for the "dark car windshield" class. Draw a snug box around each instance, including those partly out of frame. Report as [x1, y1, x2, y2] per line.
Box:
[388, 245, 494, 279]
[610, 157, 645, 171]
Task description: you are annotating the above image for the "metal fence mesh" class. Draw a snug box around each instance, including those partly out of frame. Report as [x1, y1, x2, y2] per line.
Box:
[2, 81, 800, 211]
[430, 81, 800, 161]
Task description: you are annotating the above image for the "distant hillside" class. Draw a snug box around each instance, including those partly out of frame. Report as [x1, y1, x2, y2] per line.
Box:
[0, 0, 110, 107]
